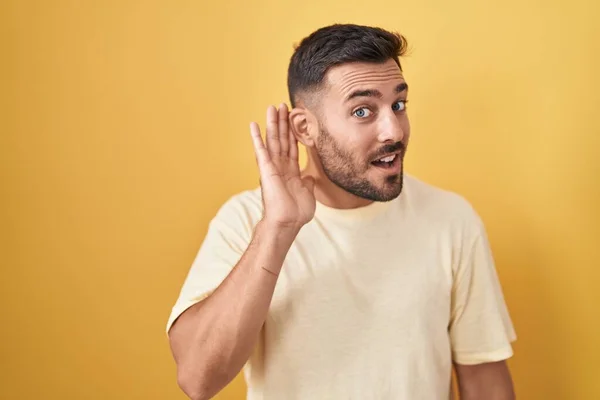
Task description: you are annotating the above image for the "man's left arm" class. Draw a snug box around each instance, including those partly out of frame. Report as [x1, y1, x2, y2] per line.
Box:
[449, 209, 517, 398]
[454, 361, 515, 400]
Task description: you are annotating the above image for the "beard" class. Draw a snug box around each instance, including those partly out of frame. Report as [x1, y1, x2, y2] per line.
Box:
[316, 127, 405, 202]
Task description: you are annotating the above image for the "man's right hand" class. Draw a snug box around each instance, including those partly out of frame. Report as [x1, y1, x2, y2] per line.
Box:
[171, 104, 317, 400]
[250, 104, 316, 231]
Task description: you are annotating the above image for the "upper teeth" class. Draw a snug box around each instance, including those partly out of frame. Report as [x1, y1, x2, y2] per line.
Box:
[379, 155, 395, 162]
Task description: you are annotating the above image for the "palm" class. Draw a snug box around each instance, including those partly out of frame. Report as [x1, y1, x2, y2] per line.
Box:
[250, 104, 316, 229]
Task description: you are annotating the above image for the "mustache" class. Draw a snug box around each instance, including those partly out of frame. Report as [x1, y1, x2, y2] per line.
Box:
[371, 141, 405, 160]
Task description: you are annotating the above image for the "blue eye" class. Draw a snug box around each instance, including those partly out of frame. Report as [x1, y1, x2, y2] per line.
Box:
[392, 100, 406, 112]
[353, 107, 372, 118]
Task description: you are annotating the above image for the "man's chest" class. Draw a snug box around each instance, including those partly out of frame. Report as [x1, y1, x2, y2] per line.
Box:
[265, 223, 455, 348]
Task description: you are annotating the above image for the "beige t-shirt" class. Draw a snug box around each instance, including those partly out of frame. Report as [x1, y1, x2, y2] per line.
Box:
[167, 174, 516, 399]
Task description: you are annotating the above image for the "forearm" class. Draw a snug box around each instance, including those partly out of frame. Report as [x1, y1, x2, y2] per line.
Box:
[460, 387, 515, 400]
[455, 361, 515, 400]
[169, 220, 299, 399]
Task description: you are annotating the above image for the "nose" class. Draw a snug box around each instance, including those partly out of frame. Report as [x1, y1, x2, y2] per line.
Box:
[376, 111, 405, 143]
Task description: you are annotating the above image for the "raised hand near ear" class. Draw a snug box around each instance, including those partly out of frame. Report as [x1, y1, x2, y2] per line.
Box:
[250, 104, 316, 231]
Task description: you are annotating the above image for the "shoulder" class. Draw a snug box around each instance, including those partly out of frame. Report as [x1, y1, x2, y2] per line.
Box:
[215, 186, 263, 218]
[402, 174, 485, 232]
[211, 187, 264, 234]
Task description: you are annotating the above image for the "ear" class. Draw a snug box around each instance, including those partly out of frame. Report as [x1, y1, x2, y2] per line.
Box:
[289, 107, 317, 148]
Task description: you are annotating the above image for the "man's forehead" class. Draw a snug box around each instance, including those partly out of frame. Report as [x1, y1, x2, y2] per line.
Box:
[325, 60, 405, 98]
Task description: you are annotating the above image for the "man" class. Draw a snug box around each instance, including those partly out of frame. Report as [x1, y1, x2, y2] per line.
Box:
[167, 24, 517, 400]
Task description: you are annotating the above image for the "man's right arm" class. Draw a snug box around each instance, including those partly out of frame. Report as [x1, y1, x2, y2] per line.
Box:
[168, 219, 298, 400]
[168, 104, 316, 400]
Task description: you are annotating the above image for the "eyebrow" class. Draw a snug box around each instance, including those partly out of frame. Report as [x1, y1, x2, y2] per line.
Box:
[345, 82, 408, 102]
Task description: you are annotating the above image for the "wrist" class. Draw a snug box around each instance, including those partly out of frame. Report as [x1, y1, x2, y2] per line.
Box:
[257, 218, 303, 239]
[251, 219, 300, 276]
[254, 219, 301, 253]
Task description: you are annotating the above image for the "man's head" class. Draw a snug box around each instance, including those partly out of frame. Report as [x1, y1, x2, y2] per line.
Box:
[287, 24, 410, 202]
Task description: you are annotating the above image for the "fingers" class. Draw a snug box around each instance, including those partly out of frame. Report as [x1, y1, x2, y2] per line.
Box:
[287, 125, 302, 178]
[249, 122, 271, 171]
[289, 127, 299, 161]
[278, 103, 289, 155]
[265, 105, 280, 156]
[252, 104, 294, 179]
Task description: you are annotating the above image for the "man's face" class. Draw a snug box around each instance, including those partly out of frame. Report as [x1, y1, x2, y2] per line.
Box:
[313, 58, 410, 202]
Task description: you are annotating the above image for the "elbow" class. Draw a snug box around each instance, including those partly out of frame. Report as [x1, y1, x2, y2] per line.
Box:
[176, 366, 209, 400]
[507, 390, 516, 400]
[176, 364, 229, 400]
[500, 391, 516, 400]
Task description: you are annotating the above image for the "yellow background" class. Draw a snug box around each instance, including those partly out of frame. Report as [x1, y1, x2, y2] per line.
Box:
[1, 0, 599, 399]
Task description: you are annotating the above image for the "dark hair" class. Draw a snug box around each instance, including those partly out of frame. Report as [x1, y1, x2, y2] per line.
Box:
[287, 24, 409, 107]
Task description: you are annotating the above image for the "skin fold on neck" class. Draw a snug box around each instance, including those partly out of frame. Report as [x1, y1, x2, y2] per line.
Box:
[301, 149, 375, 210]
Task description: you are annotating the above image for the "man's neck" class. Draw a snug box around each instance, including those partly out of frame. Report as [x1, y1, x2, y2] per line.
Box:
[301, 160, 373, 210]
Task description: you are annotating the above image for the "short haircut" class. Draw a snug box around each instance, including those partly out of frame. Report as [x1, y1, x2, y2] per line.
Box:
[287, 23, 409, 107]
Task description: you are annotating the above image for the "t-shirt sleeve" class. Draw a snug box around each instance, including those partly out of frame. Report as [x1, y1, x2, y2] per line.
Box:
[449, 216, 517, 365]
[165, 194, 256, 334]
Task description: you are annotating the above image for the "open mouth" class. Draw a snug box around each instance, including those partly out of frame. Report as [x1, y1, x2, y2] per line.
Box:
[371, 153, 399, 169]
